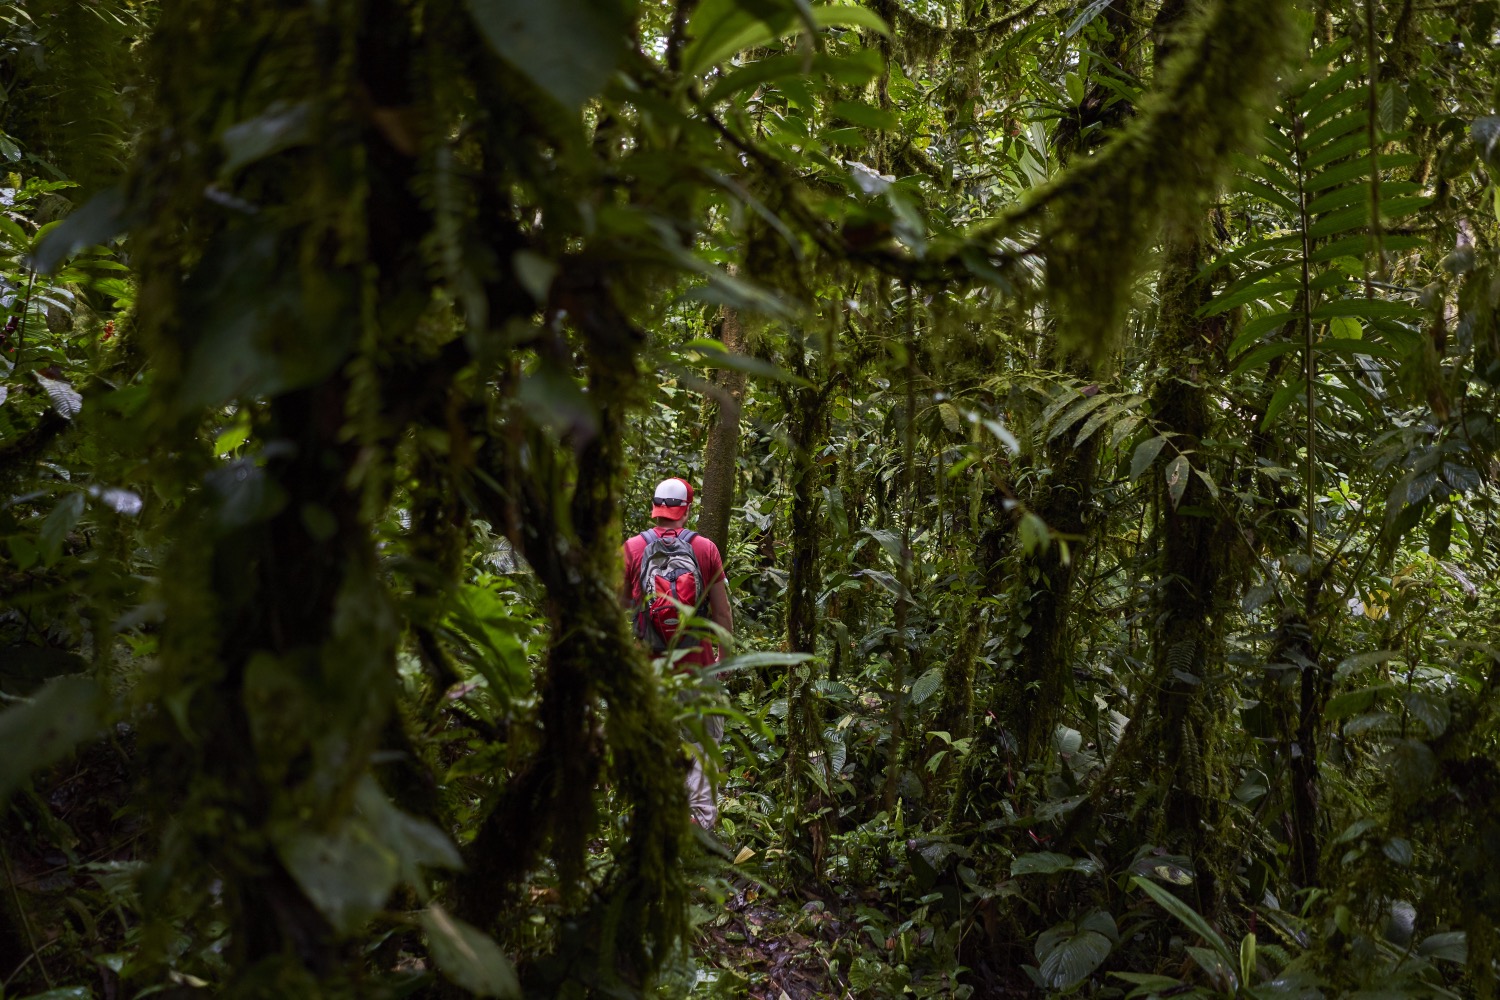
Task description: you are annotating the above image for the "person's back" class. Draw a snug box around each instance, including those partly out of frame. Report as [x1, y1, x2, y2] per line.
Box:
[622, 525, 724, 668]
[620, 477, 731, 668]
[620, 476, 732, 827]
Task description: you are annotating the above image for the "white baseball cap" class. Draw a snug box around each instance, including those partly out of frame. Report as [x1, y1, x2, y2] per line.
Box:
[651, 477, 693, 519]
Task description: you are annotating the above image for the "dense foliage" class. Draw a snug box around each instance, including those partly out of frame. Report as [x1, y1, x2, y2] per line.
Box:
[2, 0, 1498, 997]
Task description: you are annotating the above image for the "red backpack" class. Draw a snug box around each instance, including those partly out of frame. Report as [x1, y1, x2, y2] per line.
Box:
[634, 528, 705, 653]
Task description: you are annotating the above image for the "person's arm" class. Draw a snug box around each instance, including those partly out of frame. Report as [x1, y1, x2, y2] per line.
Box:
[620, 542, 635, 609]
[707, 576, 733, 660]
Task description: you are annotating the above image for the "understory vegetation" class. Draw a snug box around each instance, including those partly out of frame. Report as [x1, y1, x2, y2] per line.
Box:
[2, 0, 1498, 997]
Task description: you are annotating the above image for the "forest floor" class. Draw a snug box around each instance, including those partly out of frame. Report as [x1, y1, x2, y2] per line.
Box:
[687, 875, 1032, 1000]
[692, 882, 844, 998]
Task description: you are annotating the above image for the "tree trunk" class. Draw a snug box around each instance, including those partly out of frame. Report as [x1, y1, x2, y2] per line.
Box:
[1149, 230, 1234, 912]
[781, 347, 833, 874]
[698, 304, 747, 549]
[1001, 430, 1097, 761]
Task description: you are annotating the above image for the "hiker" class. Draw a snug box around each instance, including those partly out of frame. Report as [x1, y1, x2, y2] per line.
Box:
[620, 476, 733, 828]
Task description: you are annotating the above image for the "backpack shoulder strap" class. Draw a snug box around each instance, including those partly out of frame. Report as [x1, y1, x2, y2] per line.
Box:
[639, 528, 659, 546]
[678, 531, 706, 596]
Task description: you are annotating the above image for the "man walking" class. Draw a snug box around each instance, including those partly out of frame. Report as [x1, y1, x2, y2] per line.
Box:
[621, 477, 733, 828]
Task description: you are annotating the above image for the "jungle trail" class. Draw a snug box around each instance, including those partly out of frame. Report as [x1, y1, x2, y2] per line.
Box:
[0, 1, 1497, 998]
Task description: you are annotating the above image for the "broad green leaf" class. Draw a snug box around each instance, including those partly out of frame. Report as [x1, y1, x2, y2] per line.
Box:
[909, 667, 942, 706]
[354, 776, 463, 889]
[1132, 875, 1232, 961]
[1328, 316, 1362, 339]
[1074, 404, 1117, 447]
[34, 371, 83, 420]
[28, 188, 130, 273]
[517, 364, 599, 438]
[279, 817, 399, 934]
[1325, 685, 1388, 720]
[1309, 299, 1415, 320]
[1111, 971, 1188, 999]
[689, 345, 811, 385]
[0, 213, 28, 250]
[1308, 201, 1374, 239]
[861, 525, 904, 561]
[1261, 379, 1306, 430]
[422, 905, 522, 998]
[1041, 386, 1084, 426]
[711, 650, 815, 674]
[830, 99, 897, 131]
[1130, 435, 1168, 481]
[1384, 738, 1438, 790]
[705, 53, 806, 102]
[683, 0, 888, 77]
[1382, 836, 1413, 865]
[1186, 944, 1237, 992]
[1334, 650, 1400, 678]
[1048, 393, 1111, 442]
[1108, 414, 1141, 451]
[1063, 0, 1113, 37]
[1011, 852, 1078, 876]
[1429, 508, 1453, 558]
[214, 421, 251, 457]
[1036, 922, 1111, 989]
[1202, 279, 1298, 317]
[1019, 512, 1050, 556]
[1402, 691, 1450, 738]
[0, 675, 106, 802]
[1231, 341, 1298, 376]
[1418, 930, 1467, 964]
[1441, 461, 1483, 493]
[467, 0, 630, 110]
[1227, 312, 1298, 361]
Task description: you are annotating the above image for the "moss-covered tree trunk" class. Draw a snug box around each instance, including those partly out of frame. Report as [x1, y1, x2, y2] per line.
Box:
[1000, 431, 1097, 761]
[780, 338, 833, 874]
[699, 301, 747, 550]
[128, 1, 443, 980]
[1148, 230, 1235, 911]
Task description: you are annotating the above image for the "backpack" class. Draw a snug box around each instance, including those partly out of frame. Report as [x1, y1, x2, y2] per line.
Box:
[634, 528, 705, 653]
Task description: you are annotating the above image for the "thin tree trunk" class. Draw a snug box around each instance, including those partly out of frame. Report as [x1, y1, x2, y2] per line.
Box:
[780, 356, 833, 871]
[883, 334, 917, 811]
[698, 303, 747, 549]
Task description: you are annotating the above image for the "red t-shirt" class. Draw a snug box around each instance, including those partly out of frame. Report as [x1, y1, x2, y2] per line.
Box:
[623, 528, 725, 667]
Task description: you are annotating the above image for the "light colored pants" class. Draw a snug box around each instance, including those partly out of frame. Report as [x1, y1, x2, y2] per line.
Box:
[685, 715, 725, 827]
